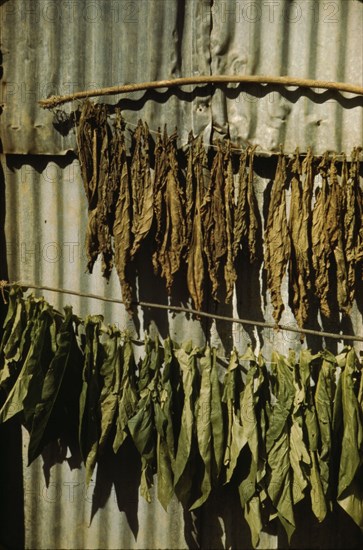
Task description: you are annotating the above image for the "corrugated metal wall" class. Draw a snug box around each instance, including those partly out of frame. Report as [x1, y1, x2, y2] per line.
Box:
[1, 1, 363, 548]
[1, 0, 362, 155]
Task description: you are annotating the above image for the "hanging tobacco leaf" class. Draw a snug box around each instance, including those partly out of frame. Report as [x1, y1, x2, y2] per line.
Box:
[223, 143, 237, 302]
[314, 350, 336, 508]
[152, 129, 186, 293]
[156, 337, 179, 510]
[95, 113, 114, 279]
[266, 351, 296, 542]
[0, 290, 36, 405]
[77, 100, 97, 205]
[264, 153, 290, 323]
[98, 326, 122, 453]
[190, 346, 224, 510]
[79, 315, 104, 485]
[233, 146, 259, 264]
[173, 341, 199, 505]
[186, 136, 207, 311]
[311, 153, 346, 318]
[202, 143, 228, 301]
[334, 348, 363, 530]
[28, 306, 83, 465]
[297, 350, 327, 522]
[113, 336, 138, 453]
[287, 351, 311, 509]
[130, 121, 154, 258]
[112, 110, 134, 313]
[343, 149, 363, 310]
[79, 103, 111, 275]
[0, 300, 56, 426]
[222, 349, 243, 475]
[288, 148, 314, 327]
[238, 347, 267, 549]
[128, 336, 162, 502]
[327, 156, 349, 313]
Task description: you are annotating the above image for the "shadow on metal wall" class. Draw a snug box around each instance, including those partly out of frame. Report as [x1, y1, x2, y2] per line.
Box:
[0, 44, 25, 547]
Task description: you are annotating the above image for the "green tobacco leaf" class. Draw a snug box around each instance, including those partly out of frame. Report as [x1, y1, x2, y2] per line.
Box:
[298, 350, 327, 521]
[336, 348, 363, 529]
[266, 351, 295, 542]
[222, 348, 243, 474]
[113, 337, 138, 453]
[28, 307, 82, 464]
[79, 315, 104, 485]
[0, 301, 55, 425]
[173, 342, 199, 504]
[98, 326, 122, 453]
[190, 346, 213, 510]
[314, 351, 336, 505]
[0, 286, 24, 355]
[128, 337, 162, 502]
[128, 393, 155, 502]
[210, 348, 224, 477]
[238, 349, 267, 549]
[156, 337, 179, 510]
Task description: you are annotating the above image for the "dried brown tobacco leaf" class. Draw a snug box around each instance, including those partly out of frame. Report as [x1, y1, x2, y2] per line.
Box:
[312, 154, 332, 318]
[130, 121, 154, 258]
[343, 149, 363, 308]
[96, 114, 114, 279]
[77, 100, 96, 205]
[185, 131, 196, 250]
[186, 137, 207, 311]
[264, 152, 290, 323]
[288, 148, 314, 328]
[153, 129, 186, 293]
[202, 143, 226, 300]
[224, 143, 236, 302]
[327, 156, 349, 313]
[112, 111, 133, 313]
[233, 146, 259, 263]
[152, 129, 169, 275]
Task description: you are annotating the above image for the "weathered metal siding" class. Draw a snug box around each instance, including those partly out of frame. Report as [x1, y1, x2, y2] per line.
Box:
[1, 0, 362, 155]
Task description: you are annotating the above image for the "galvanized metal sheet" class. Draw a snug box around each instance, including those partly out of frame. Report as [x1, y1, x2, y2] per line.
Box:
[1, 0, 362, 155]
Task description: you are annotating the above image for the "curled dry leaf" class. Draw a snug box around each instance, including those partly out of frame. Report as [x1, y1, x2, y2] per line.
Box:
[223, 143, 236, 302]
[288, 148, 314, 328]
[130, 121, 154, 258]
[312, 154, 332, 318]
[112, 110, 134, 313]
[327, 156, 349, 313]
[233, 146, 259, 264]
[186, 136, 207, 310]
[343, 149, 363, 309]
[152, 129, 186, 292]
[264, 152, 290, 323]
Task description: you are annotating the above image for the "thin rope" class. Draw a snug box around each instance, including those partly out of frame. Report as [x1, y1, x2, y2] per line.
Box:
[38, 75, 363, 108]
[2, 281, 363, 343]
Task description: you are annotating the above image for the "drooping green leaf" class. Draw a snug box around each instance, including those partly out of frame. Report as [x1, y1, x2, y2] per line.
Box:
[156, 337, 179, 510]
[266, 351, 296, 542]
[79, 315, 104, 485]
[98, 326, 122, 453]
[314, 350, 336, 505]
[28, 307, 83, 464]
[128, 337, 163, 502]
[335, 348, 363, 529]
[113, 337, 138, 453]
[0, 300, 56, 425]
[173, 342, 199, 505]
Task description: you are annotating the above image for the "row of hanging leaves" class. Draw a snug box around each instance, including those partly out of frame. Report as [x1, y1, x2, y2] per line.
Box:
[0, 287, 362, 546]
[76, 101, 363, 327]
